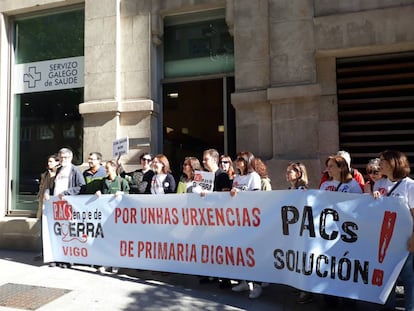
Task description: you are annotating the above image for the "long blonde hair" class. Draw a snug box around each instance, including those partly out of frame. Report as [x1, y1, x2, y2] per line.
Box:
[287, 162, 308, 188]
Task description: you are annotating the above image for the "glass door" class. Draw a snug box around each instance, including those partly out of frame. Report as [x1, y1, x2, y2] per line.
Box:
[163, 77, 235, 180]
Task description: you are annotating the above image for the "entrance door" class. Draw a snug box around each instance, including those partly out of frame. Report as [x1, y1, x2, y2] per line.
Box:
[162, 9, 235, 178]
[163, 77, 235, 179]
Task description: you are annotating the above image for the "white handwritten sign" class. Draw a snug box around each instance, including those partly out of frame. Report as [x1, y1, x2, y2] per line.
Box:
[112, 137, 129, 158]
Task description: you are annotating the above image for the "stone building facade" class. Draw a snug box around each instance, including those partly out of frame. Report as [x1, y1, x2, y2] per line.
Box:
[0, 0, 413, 249]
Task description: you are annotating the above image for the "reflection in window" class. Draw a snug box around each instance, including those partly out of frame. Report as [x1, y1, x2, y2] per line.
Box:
[63, 124, 76, 138]
[38, 125, 54, 140]
[21, 126, 32, 141]
[164, 10, 234, 78]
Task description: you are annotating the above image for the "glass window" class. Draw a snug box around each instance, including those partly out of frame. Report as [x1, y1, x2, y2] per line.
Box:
[14, 9, 84, 63]
[164, 10, 234, 78]
[10, 8, 84, 215]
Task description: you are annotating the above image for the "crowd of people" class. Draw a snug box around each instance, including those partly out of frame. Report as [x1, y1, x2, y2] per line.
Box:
[36, 147, 414, 309]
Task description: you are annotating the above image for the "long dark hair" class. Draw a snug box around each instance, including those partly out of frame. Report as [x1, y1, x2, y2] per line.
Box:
[379, 150, 410, 179]
[235, 151, 256, 175]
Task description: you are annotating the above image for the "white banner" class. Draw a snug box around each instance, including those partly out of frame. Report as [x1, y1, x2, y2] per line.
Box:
[42, 190, 411, 304]
[14, 56, 84, 94]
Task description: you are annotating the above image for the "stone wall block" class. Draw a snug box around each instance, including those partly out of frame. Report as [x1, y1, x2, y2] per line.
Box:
[270, 20, 314, 53]
[269, 19, 315, 85]
[271, 51, 316, 85]
[121, 71, 149, 99]
[235, 59, 269, 91]
[83, 111, 118, 159]
[314, 0, 414, 16]
[102, 16, 117, 44]
[85, 18, 104, 47]
[234, 100, 272, 158]
[271, 100, 319, 156]
[86, 0, 116, 20]
[318, 120, 339, 155]
[273, 117, 318, 156]
[233, 0, 269, 90]
[315, 6, 414, 50]
[316, 56, 336, 95]
[85, 45, 116, 74]
[269, 0, 314, 22]
[84, 72, 117, 100]
[318, 95, 337, 121]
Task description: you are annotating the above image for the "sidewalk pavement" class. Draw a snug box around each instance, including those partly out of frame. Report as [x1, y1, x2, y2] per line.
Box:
[0, 249, 386, 311]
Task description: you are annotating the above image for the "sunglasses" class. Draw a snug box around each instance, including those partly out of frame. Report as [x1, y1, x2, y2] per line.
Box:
[141, 158, 152, 162]
[367, 170, 379, 175]
[220, 161, 229, 164]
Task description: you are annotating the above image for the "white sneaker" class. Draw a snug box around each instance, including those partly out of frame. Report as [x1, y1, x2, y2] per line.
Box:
[232, 280, 249, 292]
[249, 284, 263, 299]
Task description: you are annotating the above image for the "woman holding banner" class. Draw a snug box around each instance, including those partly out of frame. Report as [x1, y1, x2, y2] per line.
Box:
[95, 159, 129, 274]
[285, 162, 313, 304]
[230, 151, 263, 299]
[176, 157, 203, 193]
[319, 155, 362, 307]
[320, 155, 362, 194]
[96, 160, 130, 196]
[373, 150, 414, 311]
[150, 154, 176, 194]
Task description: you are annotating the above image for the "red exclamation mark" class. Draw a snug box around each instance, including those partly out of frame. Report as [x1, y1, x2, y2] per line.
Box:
[372, 211, 397, 286]
[378, 211, 397, 263]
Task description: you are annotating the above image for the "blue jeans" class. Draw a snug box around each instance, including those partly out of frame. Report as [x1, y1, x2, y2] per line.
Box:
[385, 253, 414, 310]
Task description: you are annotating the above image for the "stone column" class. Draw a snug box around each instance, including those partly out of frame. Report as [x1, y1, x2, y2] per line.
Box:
[230, 0, 272, 157]
[265, 0, 322, 188]
[80, 0, 158, 170]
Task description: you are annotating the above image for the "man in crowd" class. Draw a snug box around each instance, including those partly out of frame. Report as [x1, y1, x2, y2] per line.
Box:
[83, 152, 106, 194]
[51, 147, 86, 268]
[199, 148, 232, 288]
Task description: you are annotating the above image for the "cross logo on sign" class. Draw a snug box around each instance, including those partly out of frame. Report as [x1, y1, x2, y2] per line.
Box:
[23, 66, 41, 88]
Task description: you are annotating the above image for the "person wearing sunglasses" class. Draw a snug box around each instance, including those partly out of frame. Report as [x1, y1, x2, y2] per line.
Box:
[121, 152, 154, 194]
[363, 158, 383, 194]
[219, 154, 235, 183]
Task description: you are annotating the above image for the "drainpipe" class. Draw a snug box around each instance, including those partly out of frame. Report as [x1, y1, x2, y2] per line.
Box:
[115, 0, 122, 139]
